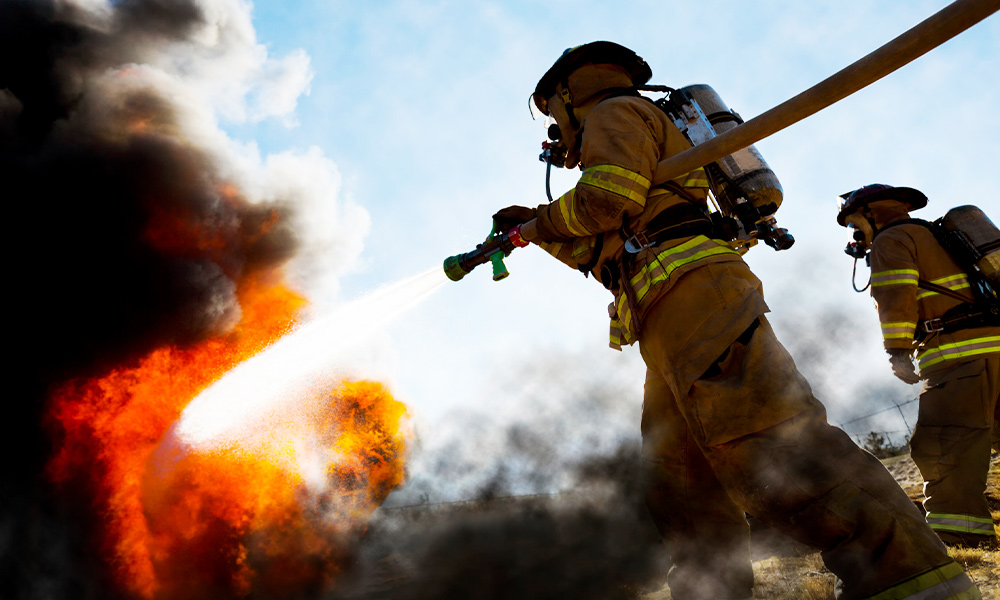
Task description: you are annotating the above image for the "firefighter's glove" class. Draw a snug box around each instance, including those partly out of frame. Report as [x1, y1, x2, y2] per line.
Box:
[492, 205, 537, 232]
[887, 349, 920, 384]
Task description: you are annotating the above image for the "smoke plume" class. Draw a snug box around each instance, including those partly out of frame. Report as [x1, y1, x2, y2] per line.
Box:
[329, 441, 669, 600]
[1, 1, 366, 597]
[319, 354, 670, 599]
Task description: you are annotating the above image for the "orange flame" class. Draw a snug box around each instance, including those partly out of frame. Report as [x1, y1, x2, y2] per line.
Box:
[45, 279, 410, 599]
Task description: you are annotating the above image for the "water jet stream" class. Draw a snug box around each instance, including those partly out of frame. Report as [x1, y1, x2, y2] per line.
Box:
[171, 267, 447, 449]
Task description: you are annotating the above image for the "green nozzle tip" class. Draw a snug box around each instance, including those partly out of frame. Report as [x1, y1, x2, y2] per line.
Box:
[443, 255, 467, 282]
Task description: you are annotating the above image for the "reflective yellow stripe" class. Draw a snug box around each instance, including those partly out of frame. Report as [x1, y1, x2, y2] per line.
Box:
[609, 318, 624, 350]
[629, 235, 739, 302]
[571, 237, 595, 259]
[607, 237, 737, 347]
[865, 561, 978, 600]
[619, 301, 634, 335]
[555, 189, 588, 236]
[928, 273, 970, 286]
[926, 513, 996, 535]
[579, 164, 650, 206]
[871, 269, 919, 287]
[630, 236, 738, 305]
[675, 167, 709, 188]
[537, 241, 565, 258]
[926, 513, 994, 525]
[881, 321, 916, 340]
[917, 335, 1000, 369]
[917, 273, 971, 300]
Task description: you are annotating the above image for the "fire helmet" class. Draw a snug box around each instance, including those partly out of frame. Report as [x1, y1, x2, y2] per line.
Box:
[530, 41, 652, 118]
[836, 184, 927, 226]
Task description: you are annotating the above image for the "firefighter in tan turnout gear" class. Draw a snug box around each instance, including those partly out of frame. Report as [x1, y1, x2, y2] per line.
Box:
[838, 184, 1000, 549]
[492, 42, 980, 600]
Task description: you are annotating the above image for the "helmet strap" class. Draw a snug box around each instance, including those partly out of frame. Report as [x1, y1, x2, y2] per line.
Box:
[560, 86, 580, 130]
[858, 206, 880, 237]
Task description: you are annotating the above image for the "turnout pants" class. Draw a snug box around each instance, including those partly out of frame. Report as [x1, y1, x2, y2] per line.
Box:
[638, 263, 978, 600]
[911, 357, 1000, 546]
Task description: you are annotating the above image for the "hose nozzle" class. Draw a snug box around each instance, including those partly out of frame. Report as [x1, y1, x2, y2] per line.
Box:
[443, 224, 527, 282]
[443, 254, 470, 282]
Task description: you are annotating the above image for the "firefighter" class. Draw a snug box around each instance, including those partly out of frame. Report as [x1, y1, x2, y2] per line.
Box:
[837, 183, 1000, 549]
[493, 42, 980, 600]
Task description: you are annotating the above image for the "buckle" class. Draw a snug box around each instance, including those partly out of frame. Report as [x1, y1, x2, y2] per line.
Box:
[624, 231, 652, 254]
[922, 318, 944, 333]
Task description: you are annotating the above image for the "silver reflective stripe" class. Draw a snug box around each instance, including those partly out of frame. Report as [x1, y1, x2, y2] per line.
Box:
[917, 336, 1000, 369]
[926, 513, 996, 535]
[871, 269, 919, 287]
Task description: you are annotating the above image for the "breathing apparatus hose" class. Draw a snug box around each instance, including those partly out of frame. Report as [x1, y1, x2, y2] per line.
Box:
[545, 160, 555, 203]
[852, 258, 871, 293]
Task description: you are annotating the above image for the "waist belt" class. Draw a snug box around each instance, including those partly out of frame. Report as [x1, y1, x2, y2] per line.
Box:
[919, 301, 1000, 339]
[623, 201, 714, 253]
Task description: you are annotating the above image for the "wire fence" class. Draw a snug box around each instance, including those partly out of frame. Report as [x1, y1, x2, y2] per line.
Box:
[834, 396, 919, 450]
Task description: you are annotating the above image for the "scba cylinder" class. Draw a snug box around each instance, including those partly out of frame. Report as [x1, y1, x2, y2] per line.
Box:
[680, 84, 783, 211]
[941, 205, 1000, 288]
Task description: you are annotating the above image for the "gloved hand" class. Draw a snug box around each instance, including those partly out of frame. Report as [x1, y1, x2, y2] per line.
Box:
[492, 205, 537, 232]
[887, 349, 920, 384]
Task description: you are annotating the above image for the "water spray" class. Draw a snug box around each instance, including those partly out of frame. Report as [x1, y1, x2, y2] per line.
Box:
[171, 268, 446, 449]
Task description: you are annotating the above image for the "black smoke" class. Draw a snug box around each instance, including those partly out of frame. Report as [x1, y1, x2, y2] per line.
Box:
[326, 441, 671, 600]
[2, 1, 297, 597]
[319, 389, 810, 600]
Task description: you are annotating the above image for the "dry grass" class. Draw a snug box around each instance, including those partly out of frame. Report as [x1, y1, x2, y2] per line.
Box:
[751, 554, 835, 600]
[641, 453, 1000, 600]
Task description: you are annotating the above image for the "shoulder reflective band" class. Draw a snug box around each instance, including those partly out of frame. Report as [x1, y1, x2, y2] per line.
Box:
[917, 273, 971, 301]
[881, 321, 917, 340]
[925, 513, 996, 536]
[865, 561, 978, 600]
[579, 164, 651, 207]
[871, 268, 919, 288]
[916, 335, 1000, 370]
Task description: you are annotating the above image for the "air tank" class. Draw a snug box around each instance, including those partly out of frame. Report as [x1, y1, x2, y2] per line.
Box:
[940, 205, 1000, 288]
[680, 84, 783, 211]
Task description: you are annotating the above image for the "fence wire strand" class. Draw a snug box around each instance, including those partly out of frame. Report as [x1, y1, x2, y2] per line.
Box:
[835, 396, 919, 448]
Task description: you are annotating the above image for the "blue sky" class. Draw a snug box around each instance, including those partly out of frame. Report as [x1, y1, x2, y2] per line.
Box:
[201, 0, 999, 499]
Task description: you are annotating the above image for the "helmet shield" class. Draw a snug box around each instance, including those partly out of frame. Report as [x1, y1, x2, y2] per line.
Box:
[529, 92, 548, 119]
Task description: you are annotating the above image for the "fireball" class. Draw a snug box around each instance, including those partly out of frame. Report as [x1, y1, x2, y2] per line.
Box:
[46, 281, 410, 599]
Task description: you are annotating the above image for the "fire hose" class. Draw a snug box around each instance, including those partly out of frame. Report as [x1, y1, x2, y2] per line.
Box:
[444, 0, 1000, 282]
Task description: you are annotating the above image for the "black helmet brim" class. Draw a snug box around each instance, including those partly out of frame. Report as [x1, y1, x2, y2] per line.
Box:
[532, 41, 652, 116]
[836, 185, 928, 226]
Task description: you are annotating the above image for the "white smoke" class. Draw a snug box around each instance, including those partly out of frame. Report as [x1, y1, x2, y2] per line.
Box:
[60, 0, 367, 305]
